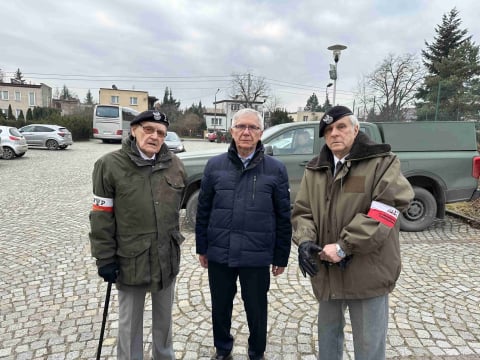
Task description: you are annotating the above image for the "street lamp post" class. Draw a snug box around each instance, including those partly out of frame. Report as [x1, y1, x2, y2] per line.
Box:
[328, 44, 347, 106]
[214, 88, 220, 132]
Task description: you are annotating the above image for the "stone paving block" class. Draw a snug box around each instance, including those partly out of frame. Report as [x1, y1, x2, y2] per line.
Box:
[1, 141, 480, 359]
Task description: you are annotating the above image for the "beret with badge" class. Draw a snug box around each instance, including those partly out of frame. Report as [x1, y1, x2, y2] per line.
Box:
[130, 110, 169, 128]
[319, 105, 353, 137]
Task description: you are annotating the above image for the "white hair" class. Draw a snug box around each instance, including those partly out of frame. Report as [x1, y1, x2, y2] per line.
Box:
[231, 108, 264, 131]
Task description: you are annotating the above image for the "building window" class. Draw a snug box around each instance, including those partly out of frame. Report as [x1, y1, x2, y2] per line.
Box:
[231, 104, 240, 111]
[130, 97, 138, 105]
[15, 91, 21, 101]
[303, 115, 308, 122]
[29, 92, 36, 106]
[15, 109, 21, 118]
[111, 96, 119, 104]
[212, 117, 222, 126]
[1, 91, 8, 100]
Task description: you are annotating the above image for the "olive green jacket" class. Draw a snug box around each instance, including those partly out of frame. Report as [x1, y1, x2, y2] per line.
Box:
[292, 132, 414, 301]
[89, 136, 186, 291]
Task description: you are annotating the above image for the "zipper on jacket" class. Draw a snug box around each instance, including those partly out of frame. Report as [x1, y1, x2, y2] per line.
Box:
[252, 175, 257, 201]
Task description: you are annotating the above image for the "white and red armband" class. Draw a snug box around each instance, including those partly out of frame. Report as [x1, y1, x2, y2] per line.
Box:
[367, 200, 399, 228]
[92, 195, 114, 213]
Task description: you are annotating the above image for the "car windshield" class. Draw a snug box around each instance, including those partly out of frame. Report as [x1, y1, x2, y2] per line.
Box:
[165, 132, 179, 141]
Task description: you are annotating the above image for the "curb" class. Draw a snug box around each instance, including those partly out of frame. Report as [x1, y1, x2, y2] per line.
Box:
[446, 209, 480, 228]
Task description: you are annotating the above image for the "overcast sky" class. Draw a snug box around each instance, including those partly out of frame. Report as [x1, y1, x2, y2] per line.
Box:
[3, 0, 479, 112]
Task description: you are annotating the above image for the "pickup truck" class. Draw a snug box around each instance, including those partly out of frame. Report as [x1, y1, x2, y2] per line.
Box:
[178, 121, 480, 232]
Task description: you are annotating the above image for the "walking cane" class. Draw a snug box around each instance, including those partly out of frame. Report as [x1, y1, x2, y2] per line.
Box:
[96, 281, 113, 360]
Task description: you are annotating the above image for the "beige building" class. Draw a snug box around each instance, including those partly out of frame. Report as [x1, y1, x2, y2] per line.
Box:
[288, 109, 325, 122]
[98, 87, 149, 112]
[0, 82, 52, 119]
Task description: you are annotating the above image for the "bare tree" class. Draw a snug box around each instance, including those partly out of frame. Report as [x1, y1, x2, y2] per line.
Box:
[355, 76, 374, 121]
[229, 73, 269, 108]
[367, 53, 425, 121]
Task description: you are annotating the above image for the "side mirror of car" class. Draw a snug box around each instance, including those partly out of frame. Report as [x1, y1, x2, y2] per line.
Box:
[264, 145, 274, 156]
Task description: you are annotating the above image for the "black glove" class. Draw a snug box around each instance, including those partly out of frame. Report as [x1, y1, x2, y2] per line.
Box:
[298, 241, 322, 277]
[98, 262, 119, 283]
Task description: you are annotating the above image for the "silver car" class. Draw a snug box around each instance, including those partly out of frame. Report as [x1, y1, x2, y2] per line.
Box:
[165, 131, 185, 153]
[0, 126, 28, 160]
[19, 124, 73, 150]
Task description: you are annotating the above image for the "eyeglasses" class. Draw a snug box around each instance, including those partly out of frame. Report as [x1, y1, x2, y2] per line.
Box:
[140, 125, 166, 138]
[232, 124, 261, 132]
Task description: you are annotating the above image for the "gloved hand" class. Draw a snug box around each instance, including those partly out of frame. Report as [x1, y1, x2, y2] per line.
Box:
[298, 241, 322, 277]
[98, 262, 119, 283]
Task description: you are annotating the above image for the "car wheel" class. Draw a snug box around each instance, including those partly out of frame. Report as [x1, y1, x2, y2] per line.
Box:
[46, 139, 59, 150]
[2, 147, 15, 160]
[185, 189, 200, 229]
[399, 186, 437, 232]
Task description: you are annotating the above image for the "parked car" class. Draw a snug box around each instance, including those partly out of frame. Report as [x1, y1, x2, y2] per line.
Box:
[18, 124, 73, 150]
[164, 131, 185, 153]
[0, 126, 28, 160]
[207, 132, 217, 142]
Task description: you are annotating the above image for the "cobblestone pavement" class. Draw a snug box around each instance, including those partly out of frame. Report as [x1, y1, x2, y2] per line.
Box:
[1, 140, 479, 360]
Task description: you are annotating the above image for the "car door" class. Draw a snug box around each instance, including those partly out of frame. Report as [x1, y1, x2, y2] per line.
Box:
[263, 125, 320, 203]
[19, 125, 38, 146]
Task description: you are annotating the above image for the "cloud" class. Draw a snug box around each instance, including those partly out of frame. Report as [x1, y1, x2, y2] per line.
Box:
[2, 0, 479, 111]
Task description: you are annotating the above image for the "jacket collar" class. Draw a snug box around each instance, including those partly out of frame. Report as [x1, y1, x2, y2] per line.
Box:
[123, 136, 172, 167]
[227, 140, 265, 169]
[306, 132, 391, 170]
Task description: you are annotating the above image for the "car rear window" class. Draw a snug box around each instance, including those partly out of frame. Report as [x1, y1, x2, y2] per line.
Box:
[9, 128, 22, 137]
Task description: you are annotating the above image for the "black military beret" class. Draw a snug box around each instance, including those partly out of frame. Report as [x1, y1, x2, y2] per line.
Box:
[130, 110, 169, 128]
[319, 105, 353, 137]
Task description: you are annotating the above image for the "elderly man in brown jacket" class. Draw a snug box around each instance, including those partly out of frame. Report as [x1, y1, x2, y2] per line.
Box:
[292, 105, 414, 360]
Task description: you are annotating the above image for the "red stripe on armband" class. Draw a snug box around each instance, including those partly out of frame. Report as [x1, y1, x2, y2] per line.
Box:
[367, 201, 399, 228]
[92, 195, 114, 213]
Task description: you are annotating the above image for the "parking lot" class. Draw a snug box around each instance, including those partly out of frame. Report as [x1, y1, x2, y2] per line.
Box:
[1, 139, 480, 359]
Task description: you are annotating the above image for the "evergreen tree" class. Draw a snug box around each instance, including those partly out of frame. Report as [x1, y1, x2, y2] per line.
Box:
[7, 105, 15, 121]
[18, 110, 25, 122]
[304, 93, 321, 111]
[158, 87, 181, 123]
[416, 8, 480, 121]
[26, 108, 33, 122]
[84, 89, 95, 105]
[269, 109, 293, 126]
[14, 68, 25, 84]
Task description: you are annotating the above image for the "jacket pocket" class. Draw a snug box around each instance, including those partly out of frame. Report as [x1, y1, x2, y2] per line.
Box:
[116, 234, 152, 285]
[169, 230, 185, 276]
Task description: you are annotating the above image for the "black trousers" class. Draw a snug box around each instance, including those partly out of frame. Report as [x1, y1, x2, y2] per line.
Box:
[208, 261, 270, 358]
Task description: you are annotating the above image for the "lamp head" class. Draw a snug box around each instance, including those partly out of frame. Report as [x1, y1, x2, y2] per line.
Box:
[328, 44, 347, 63]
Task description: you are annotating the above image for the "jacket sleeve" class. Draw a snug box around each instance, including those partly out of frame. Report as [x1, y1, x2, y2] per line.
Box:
[340, 155, 414, 255]
[272, 163, 292, 267]
[291, 169, 318, 247]
[89, 158, 117, 267]
[195, 160, 215, 255]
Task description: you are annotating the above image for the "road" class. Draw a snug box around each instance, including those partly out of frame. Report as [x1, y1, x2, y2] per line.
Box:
[0, 139, 479, 359]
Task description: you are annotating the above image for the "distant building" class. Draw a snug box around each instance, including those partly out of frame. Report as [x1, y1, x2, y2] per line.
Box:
[211, 96, 267, 131]
[99, 87, 149, 112]
[288, 107, 324, 122]
[0, 82, 52, 119]
[204, 107, 227, 132]
[52, 98, 82, 116]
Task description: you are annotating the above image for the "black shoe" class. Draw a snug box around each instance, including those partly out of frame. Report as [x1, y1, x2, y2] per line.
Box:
[211, 352, 233, 360]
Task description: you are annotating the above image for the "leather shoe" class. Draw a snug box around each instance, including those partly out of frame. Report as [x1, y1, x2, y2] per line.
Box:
[211, 353, 232, 360]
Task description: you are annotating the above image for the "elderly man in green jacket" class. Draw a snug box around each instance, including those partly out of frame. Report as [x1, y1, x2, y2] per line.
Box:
[90, 110, 186, 360]
[292, 105, 414, 360]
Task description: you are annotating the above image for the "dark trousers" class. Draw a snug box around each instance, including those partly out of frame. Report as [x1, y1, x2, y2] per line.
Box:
[208, 261, 270, 359]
